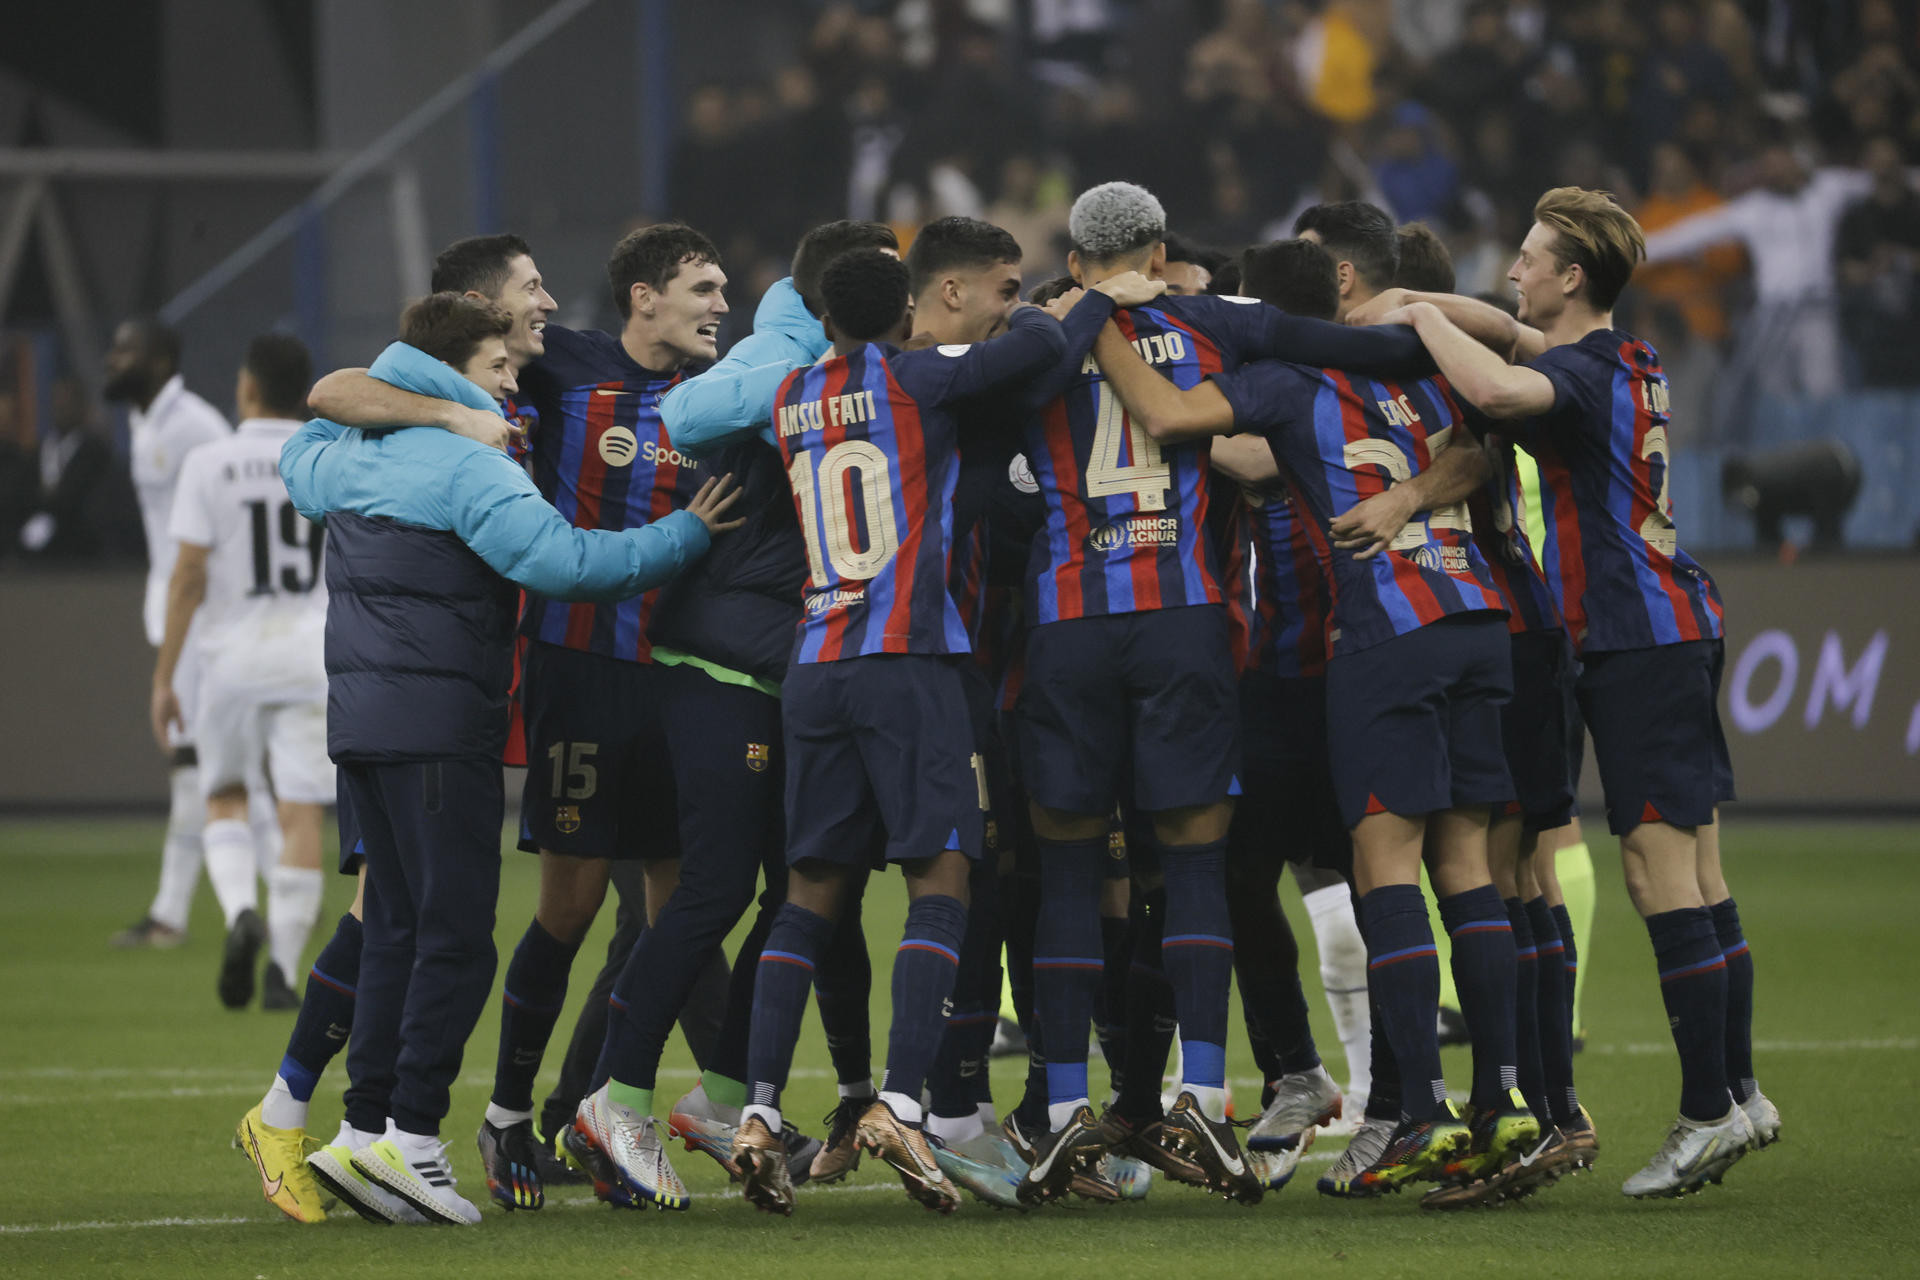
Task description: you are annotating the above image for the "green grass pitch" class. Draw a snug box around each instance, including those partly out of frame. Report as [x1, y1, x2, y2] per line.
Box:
[3, 817, 1916, 1277]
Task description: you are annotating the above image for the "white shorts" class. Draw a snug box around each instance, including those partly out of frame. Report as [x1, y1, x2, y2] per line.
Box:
[195, 680, 334, 805]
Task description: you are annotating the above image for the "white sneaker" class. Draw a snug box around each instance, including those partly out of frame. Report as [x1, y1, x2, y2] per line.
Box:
[576, 1084, 689, 1210]
[1315, 1116, 1395, 1197]
[305, 1125, 428, 1224]
[1621, 1106, 1753, 1198]
[1247, 1065, 1343, 1152]
[1739, 1089, 1782, 1150]
[350, 1136, 481, 1225]
[1247, 1132, 1310, 1192]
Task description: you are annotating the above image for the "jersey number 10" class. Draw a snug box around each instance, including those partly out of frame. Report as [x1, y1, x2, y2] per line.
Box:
[788, 441, 901, 585]
[247, 499, 322, 596]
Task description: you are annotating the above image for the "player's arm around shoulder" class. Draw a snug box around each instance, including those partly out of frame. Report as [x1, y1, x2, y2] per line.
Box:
[278, 417, 352, 520]
[1391, 301, 1556, 420]
[1092, 317, 1235, 443]
[309, 360, 512, 450]
[448, 448, 742, 602]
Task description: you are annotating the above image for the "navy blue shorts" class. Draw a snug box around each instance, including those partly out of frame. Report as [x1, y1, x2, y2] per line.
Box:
[1503, 629, 1583, 833]
[1230, 670, 1351, 874]
[1017, 605, 1239, 817]
[517, 642, 679, 861]
[783, 654, 984, 868]
[1578, 638, 1736, 836]
[1326, 616, 1515, 828]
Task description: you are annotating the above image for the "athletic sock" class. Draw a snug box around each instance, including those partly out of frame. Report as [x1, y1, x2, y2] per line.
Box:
[1550, 901, 1580, 1042]
[491, 919, 582, 1112]
[266, 865, 324, 979]
[1423, 873, 1461, 1018]
[880, 894, 968, 1117]
[1303, 882, 1372, 1102]
[1093, 913, 1132, 1094]
[1645, 906, 1732, 1121]
[1115, 886, 1177, 1121]
[150, 765, 204, 931]
[202, 818, 259, 928]
[1358, 884, 1447, 1122]
[1527, 897, 1580, 1125]
[1161, 840, 1233, 1120]
[702, 1070, 748, 1112]
[1231, 885, 1321, 1078]
[1556, 841, 1595, 1032]
[966, 962, 1002, 1109]
[814, 907, 874, 1092]
[1438, 885, 1519, 1111]
[1506, 897, 1547, 1119]
[279, 912, 361, 1106]
[607, 1081, 654, 1117]
[746, 903, 836, 1116]
[1034, 836, 1106, 1126]
[1710, 898, 1757, 1103]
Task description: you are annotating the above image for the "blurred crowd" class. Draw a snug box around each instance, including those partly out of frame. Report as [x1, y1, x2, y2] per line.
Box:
[7, 0, 1920, 567]
[677, 0, 1920, 432]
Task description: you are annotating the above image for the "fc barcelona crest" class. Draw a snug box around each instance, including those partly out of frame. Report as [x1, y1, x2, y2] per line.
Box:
[745, 743, 771, 773]
[555, 804, 581, 834]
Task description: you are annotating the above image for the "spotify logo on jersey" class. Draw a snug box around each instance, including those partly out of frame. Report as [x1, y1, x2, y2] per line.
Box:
[598, 427, 639, 467]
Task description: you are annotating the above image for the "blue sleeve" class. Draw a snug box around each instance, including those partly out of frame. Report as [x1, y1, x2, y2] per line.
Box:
[1209, 360, 1311, 436]
[901, 306, 1070, 407]
[660, 354, 798, 453]
[1508, 344, 1601, 444]
[1216, 300, 1432, 379]
[278, 418, 349, 520]
[447, 448, 713, 601]
[367, 341, 501, 413]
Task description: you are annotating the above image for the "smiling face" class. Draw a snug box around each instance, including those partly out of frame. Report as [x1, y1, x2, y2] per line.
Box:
[1509, 221, 1575, 327]
[948, 260, 1023, 343]
[646, 258, 730, 364]
[458, 336, 519, 401]
[490, 254, 556, 365]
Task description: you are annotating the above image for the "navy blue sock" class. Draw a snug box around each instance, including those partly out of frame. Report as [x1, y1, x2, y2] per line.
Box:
[1551, 902, 1579, 1024]
[1161, 841, 1233, 1091]
[931, 861, 999, 1118]
[1646, 907, 1732, 1122]
[1351, 892, 1404, 1122]
[1359, 884, 1447, 1122]
[491, 919, 580, 1112]
[1439, 886, 1519, 1111]
[1710, 899, 1756, 1103]
[746, 903, 837, 1115]
[281, 912, 362, 1100]
[1092, 914, 1132, 1094]
[1114, 887, 1176, 1121]
[1527, 898, 1580, 1125]
[1230, 884, 1320, 1078]
[968, 962, 1002, 1109]
[1506, 898, 1547, 1119]
[814, 902, 874, 1090]
[881, 894, 968, 1108]
[1035, 836, 1106, 1112]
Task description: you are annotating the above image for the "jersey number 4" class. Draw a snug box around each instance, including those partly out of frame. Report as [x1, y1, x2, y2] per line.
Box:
[247, 499, 321, 596]
[1085, 385, 1170, 510]
[789, 441, 901, 585]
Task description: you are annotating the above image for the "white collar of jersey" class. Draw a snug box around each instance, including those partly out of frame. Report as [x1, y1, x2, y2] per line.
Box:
[236, 417, 303, 436]
[134, 373, 188, 430]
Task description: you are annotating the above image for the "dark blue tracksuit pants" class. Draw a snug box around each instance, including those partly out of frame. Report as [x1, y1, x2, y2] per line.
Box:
[341, 758, 503, 1137]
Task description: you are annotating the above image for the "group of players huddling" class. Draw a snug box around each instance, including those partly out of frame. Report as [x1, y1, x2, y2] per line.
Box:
[143, 171, 1781, 1226]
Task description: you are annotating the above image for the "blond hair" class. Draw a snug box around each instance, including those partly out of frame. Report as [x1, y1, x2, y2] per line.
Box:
[1533, 187, 1646, 312]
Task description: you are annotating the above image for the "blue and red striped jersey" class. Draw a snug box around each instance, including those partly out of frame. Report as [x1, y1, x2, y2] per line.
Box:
[1514, 330, 1723, 654]
[1023, 295, 1431, 626]
[775, 306, 1067, 664]
[515, 325, 705, 663]
[1242, 485, 1333, 677]
[1214, 360, 1506, 657]
[1465, 432, 1562, 635]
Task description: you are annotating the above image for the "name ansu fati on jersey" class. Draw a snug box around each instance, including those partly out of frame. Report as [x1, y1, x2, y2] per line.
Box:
[779, 388, 881, 438]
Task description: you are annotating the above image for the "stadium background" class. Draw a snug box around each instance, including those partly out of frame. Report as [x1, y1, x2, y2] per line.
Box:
[1, 4, 1917, 1273]
[0, 0, 1914, 812]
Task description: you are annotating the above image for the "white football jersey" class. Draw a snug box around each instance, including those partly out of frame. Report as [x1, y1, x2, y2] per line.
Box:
[131, 374, 231, 645]
[167, 418, 327, 695]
